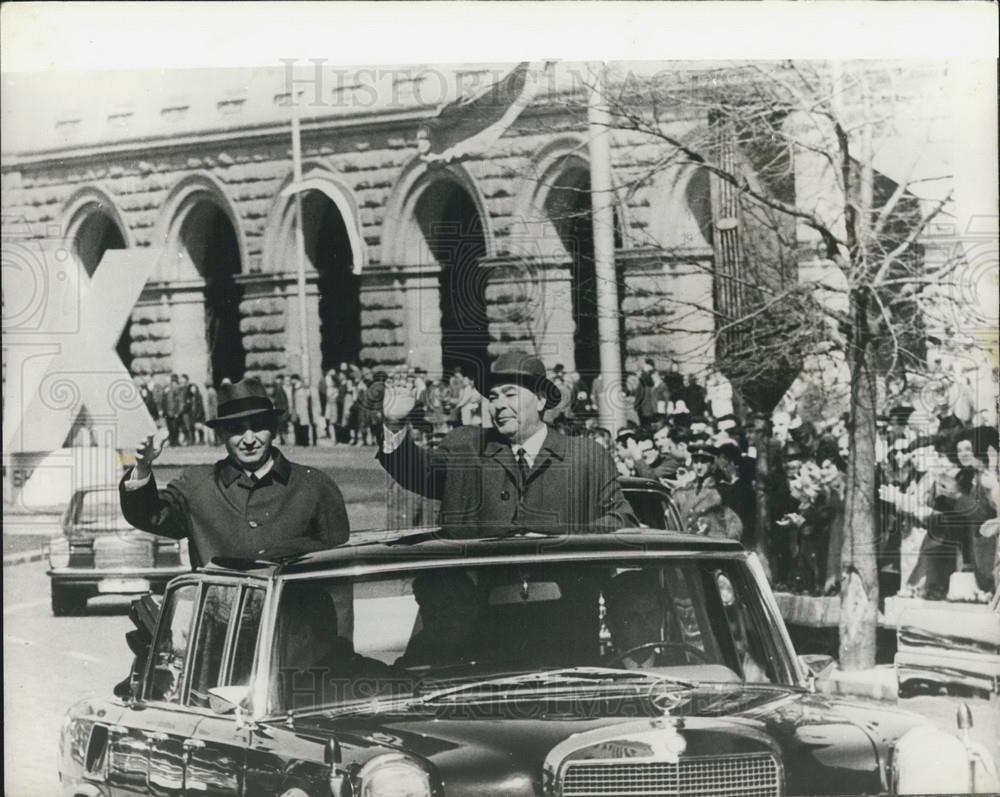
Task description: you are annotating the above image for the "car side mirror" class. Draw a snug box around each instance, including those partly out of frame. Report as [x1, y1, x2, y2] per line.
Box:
[798, 654, 835, 691]
[208, 685, 251, 716]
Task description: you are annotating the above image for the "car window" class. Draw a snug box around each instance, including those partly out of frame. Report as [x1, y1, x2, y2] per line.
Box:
[147, 584, 198, 703]
[229, 588, 266, 687]
[627, 490, 671, 530]
[188, 584, 238, 708]
[624, 489, 682, 531]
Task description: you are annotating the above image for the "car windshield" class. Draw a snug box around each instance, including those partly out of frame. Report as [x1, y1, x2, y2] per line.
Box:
[269, 558, 784, 715]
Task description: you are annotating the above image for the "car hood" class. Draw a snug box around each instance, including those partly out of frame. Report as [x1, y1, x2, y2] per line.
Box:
[291, 683, 926, 796]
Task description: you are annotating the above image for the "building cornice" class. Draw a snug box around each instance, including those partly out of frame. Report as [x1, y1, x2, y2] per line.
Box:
[2, 106, 440, 171]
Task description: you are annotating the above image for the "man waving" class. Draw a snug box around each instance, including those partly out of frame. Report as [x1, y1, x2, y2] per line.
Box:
[120, 377, 349, 568]
[377, 351, 636, 537]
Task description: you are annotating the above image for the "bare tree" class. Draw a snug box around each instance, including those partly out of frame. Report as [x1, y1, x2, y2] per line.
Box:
[558, 61, 967, 669]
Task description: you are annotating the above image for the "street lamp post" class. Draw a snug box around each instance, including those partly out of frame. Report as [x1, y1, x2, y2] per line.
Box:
[290, 94, 311, 382]
[587, 63, 625, 435]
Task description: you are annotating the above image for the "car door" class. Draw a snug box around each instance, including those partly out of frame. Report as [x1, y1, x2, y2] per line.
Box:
[107, 582, 200, 797]
[184, 585, 267, 796]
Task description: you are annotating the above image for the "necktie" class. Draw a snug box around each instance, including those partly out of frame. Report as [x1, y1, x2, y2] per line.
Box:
[516, 447, 530, 495]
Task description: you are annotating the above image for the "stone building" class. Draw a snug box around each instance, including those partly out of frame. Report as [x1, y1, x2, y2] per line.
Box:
[5, 61, 990, 420]
[2, 63, 718, 390]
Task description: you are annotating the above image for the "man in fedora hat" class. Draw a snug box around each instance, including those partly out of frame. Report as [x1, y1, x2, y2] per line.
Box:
[376, 351, 636, 536]
[119, 376, 350, 568]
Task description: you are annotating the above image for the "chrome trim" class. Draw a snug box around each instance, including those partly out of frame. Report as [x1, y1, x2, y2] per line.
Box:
[542, 718, 782, 797]
[48, 567, 188, 578]
[280, 549, 749, 582]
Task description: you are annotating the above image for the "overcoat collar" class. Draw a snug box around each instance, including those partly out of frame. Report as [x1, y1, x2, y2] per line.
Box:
[483, 425, 565, 482]
[218, 448, 291, 487]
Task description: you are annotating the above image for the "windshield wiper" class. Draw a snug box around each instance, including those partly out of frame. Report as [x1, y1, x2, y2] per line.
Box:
[297, 667, 698, 720]
[418, 666, 696, 704]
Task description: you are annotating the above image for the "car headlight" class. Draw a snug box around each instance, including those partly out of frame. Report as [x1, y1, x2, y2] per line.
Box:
[892, 725, 1000, 794]
[49, 538, 71, 569]
[359, 753, 431, 797]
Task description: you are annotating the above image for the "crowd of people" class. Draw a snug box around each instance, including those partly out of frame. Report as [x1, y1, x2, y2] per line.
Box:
[132, 357, 998, 602]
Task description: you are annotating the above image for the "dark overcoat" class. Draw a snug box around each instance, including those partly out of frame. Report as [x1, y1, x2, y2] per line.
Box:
[377, 425, 637, 536]
[119, 449, 349, 568]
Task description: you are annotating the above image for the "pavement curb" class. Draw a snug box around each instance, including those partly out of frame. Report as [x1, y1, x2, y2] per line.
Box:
[3, 548, 47, 568]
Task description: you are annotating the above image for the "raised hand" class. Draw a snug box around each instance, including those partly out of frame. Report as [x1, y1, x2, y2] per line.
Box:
[381, 374, 417, 430]
[134, 430, 169, 478]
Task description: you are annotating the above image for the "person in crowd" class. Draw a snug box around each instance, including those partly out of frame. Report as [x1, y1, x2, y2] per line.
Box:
[447, 366, 466, 426]
[614, 428, 639, 477]
[789, 462, 835, 595]
[270, 374, 291, 445]
[623, 373, 641, 428]
[163, 373, 183, 446]
[343, 371, 360, 445]
[134, 376, 160, 424]
[288, 374, 312, 447]
[715, 442, 755, 545]
[648, 369, 671, 425]
[674, 444, 741, 540]
[569, 371, 590, 419]
[150, 373, 168, 425]
[203, 381, 219, 445]
[706, 371, 735, 420]
[543, 370, 572, 425]
[625, 433, 676, 482]
[921, 464, 994, 599]
[880, 437, 938, 596]
[120, 376, 350, 568]
[769, 443, 806, 588]
[954, 428, 999, 591]
[589, 426, 613, 452]
[377, 351, 637, 536]
[634, 359, 658, 428]
[456, 375, 479, 427]
[323, 369, 340, 444]
[682, 373, 707, 418]
[422, 378, 450, 439]
[818, 451, 847, 595]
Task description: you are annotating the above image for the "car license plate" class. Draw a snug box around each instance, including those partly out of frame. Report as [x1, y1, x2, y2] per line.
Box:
[99, 578, 150, 594]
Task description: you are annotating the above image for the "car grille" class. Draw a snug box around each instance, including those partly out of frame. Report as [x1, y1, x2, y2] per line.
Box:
[561, 753, 781, 797]
[93, 536, 154, 569]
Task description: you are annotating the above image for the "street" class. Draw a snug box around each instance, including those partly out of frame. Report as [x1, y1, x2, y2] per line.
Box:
[5, 547, 998, 796]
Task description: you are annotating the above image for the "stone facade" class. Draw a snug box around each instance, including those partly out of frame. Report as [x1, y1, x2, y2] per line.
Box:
[3, 65, 758, 387]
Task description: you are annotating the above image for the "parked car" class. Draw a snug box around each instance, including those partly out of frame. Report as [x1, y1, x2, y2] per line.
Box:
[895, 588, 1000, 699]
[47, 485, 189, 616]
[59, 529, 997, 796]
[620, 475, 683, 530]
